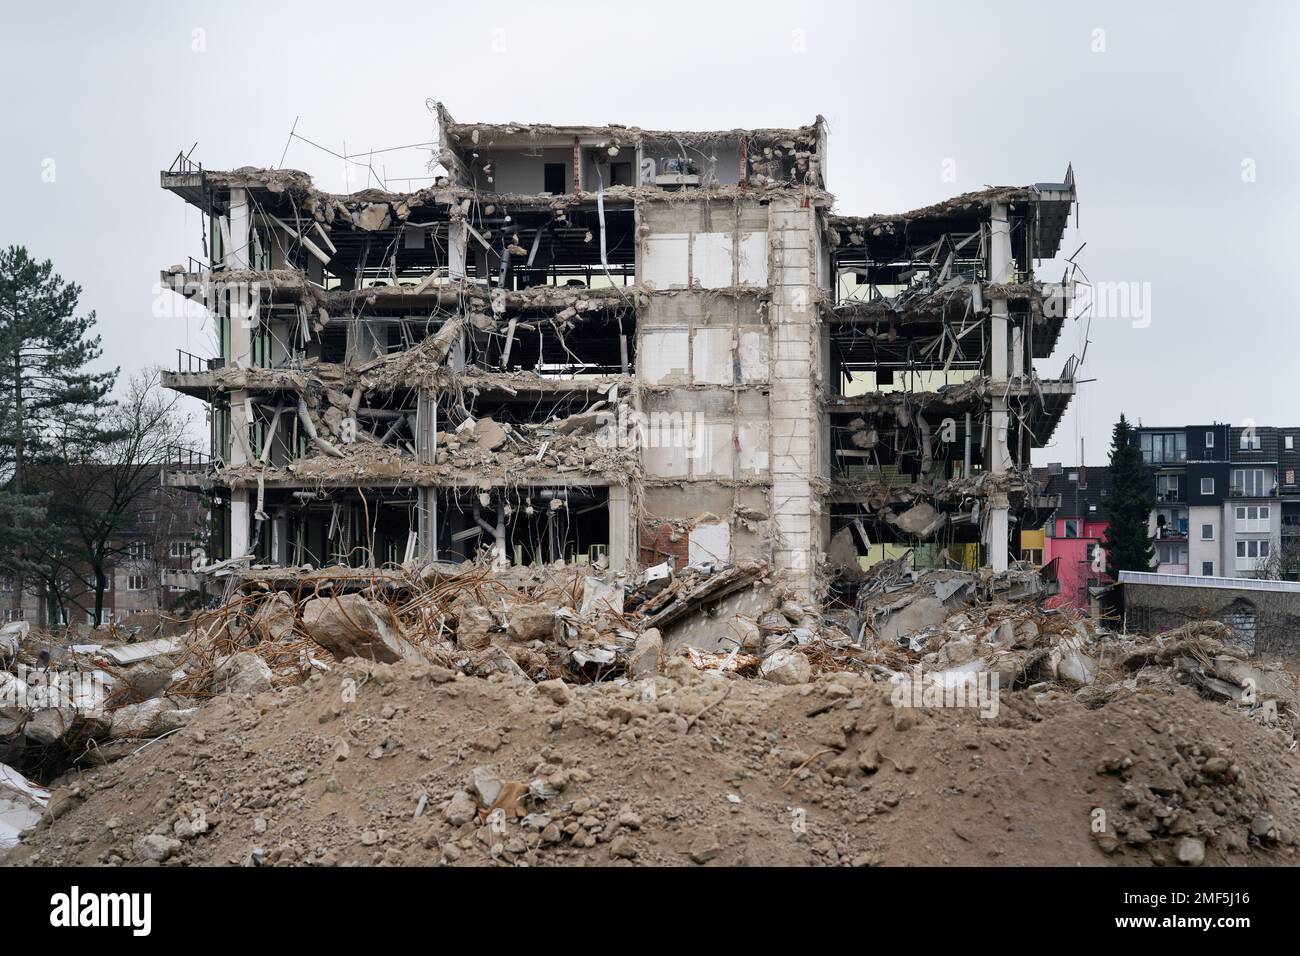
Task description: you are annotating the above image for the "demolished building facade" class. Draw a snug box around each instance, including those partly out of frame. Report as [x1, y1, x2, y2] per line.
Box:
[159, 103, 1078, 598]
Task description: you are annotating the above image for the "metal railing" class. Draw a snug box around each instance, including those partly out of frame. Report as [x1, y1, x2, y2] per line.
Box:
[165, 445, 212, 472]
[167, 146, 203, 176]
[174, 350, 225, 373]
[1040, 556, 1061, 584]
[175, 349, 208, 373]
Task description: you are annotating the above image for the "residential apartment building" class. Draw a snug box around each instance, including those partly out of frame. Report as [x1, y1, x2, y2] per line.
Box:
[1040, 464, 1111, 609]
[2, 484, 205, 627]
[1134, 423, 1300, 580]
[158, 103, 1078, 597]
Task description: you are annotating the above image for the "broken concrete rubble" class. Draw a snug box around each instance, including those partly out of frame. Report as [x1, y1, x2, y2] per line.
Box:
[4, 530, 1296, 859]
[759, 649, 811, 685]
[5, 539, 1299, 871]
[627, 629, 662, 680]
[0, 762, 48, 850]
[212, 653, 275, 695]
[301, 594, 424, 664]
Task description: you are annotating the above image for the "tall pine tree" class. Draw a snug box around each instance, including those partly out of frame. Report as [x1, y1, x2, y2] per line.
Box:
[1101, 414, 1155, 577]
[0, 245, 118, 621]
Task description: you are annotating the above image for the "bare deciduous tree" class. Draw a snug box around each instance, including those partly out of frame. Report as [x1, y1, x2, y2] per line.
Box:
[40, 368, 194, 623]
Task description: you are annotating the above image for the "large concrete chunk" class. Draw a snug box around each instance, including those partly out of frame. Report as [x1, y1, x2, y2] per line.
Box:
[117, 661, 177, 701]
[100, 637, 182, 666]
[301, 594, 423, 664]
[109, 698, 193, 739]
[628, 628, 662, 679]
[213, 652, 274, 695]
[24, 706, 77, 746]
[760, 649, 811, 685]
[0, 761, 49, 850]
[248, 591, 297, 643]
[579, 577, 624, 617]
[472, 417, 508, 452]
[888, 502, 943, 538]
[507, 605, 560, 643]
[456, 604, 495, 650]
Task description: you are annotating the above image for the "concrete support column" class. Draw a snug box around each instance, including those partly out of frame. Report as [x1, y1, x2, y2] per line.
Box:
[227, 188, 253, 370]
[987, 494, 1009, 571]
[272, 512, 288, 564]
[415, 388, 437, 464]
[989, 203, 1012, 284]
[230, 494, 250, 558]
[608, 485, 630, 573]
[418, 487, 438, 561]
[448, 221, 467, 279]
[986, 203, 1013, 571]
[226, 188, 256, 560]
[768, 198, 821, 598]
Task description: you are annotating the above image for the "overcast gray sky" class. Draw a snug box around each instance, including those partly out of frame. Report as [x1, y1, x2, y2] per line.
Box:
[2, 0, 1297, 465]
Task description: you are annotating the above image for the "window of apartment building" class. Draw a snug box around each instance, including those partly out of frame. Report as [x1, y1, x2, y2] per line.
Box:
[1202, 561, 1214, 576]
[1235, 539, 1270, 568]
[1239, 431, 1261, 450]
[169, 540, 191, 559]
[1156, 474, 1182, 501]
[1157, 543, 1187, 565]
[1020, 548, 1042, 565]
[1201, 523, 1214, 540]
[1, 576, 11, 592]
[1200, 477, 1214, 495]
[1063, 519, 1079, 538]
[1140, 432, 1186, 464]
[128, 541, 153, 560]
[1287, 435, 1295, 450]
[127, 574, 147, 591]
[1205, 431, 1215, 448]
[1234, 505, 1271, 532]
[1231, 468, 1270, 497]
[2, 608, 20, 623]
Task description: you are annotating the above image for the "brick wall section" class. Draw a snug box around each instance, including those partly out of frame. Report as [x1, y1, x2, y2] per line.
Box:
[638, 519, 689, 569]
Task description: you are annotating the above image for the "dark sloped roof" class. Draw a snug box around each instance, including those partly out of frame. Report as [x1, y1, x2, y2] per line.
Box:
[1229, 425, 1281, 461]
[1044, 465, 1113, 521]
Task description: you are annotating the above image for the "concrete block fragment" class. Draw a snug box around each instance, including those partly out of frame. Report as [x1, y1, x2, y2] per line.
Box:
[301, 594, 423, 664]
[213, 652, 274, 695]
[507, 605, 559, 643]
[760, 649, 811, 685]
[628, 629, 662, 679]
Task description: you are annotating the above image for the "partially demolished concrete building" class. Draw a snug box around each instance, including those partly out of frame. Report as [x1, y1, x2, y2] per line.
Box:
[159, 103, 1078, 599]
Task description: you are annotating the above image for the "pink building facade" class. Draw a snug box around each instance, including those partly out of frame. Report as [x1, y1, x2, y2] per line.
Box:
[1041, 466, 1111, 611]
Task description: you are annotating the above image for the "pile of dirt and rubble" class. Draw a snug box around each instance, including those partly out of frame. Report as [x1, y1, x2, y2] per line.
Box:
[2, 558, 1298, 866]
